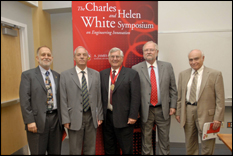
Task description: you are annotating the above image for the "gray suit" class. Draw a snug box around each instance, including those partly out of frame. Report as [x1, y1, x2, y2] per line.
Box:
[60, 67, 103, 154]
[132, 60, 177, 155]
[19, 66, 63, 154]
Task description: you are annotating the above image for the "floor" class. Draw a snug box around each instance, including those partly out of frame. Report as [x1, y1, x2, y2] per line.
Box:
[13, 138, 232, 155]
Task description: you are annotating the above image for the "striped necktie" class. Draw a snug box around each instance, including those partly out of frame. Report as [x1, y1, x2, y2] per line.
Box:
[189, 71, 198, 104]
[81, 71, 90, 112]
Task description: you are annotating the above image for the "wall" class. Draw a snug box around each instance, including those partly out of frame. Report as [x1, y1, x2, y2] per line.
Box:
[51, 12, 73, 73]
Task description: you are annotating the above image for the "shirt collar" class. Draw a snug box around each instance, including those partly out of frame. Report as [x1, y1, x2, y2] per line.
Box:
[191, 65, 204, 75]
[146, 60, 157, 69]
[111, 67, 120, 75]
[75, 65, 87, 74]
[39, 65, 51, 75]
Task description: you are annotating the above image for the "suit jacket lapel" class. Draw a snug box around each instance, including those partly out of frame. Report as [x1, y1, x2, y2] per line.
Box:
[71, 67, 81, 89]
[35, 66, 47, 92]
[51, 70, 59, 93]
[87, 68, 93, 90]
[104, 68, 110, 92]
[113, 66, 126, 92]
[157, 61, 164, 86]
[198, 66, 209, 100]
[141, 61, 150, 84]
[184, 69, 192, 95]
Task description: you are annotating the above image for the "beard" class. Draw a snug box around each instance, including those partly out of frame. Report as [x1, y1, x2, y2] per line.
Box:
[39, 58, 52, 68]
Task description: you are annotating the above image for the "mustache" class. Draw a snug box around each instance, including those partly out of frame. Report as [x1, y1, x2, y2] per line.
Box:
[41, 58, 51, 61]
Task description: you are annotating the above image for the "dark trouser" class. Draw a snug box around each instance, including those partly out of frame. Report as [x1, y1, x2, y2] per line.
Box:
[103, 109, 134, 154]
[27, 111, 62, 155]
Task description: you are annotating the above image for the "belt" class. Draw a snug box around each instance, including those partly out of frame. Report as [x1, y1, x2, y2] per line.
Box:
[187, 102, 197, 106]
[46, 109, 57, 114]
[150, 104, 161, 108]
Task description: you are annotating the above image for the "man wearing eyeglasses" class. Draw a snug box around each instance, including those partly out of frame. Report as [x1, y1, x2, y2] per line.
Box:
[132, 41, 177, 155]
[100, 47, 141, 154]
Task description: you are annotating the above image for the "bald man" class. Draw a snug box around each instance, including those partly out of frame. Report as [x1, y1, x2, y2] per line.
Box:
[176, 49, 225, 155]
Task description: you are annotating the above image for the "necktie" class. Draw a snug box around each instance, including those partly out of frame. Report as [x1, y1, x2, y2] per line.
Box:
[45, 71, 53, 111]
[110, 70, 116, 105]
[81, 71, 90, 112]
[189, 71, 198, 104]
[150, 66, 158, 106]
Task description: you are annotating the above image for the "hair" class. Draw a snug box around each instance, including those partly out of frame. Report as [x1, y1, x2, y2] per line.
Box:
[142, 41, 159, 51]
[36, 46, 52, 55]
[73, 46, 88, 56]
[189, 49, 205, 57]
[108, 47, 124, 57]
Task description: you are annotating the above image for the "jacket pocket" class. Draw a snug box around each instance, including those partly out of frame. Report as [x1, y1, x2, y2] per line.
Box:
[208, 109, 215, 116]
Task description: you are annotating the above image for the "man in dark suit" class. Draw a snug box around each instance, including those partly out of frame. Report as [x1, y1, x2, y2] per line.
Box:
[100, 47, 141, 154]
[60, 46, 103, 155]
[132, 41, 177, 155]
[19, 46, 63, 155]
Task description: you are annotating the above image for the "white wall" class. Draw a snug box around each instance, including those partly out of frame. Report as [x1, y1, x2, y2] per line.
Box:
[158, 1, 232, 99]
[49, 1, 232, 144]
[51, 13, 73, 73]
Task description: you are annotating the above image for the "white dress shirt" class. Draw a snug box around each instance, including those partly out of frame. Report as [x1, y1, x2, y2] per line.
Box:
[108, 67, 120, 111]
[39, 65, 57, 110]
[75, 66, 89, 89]
[146, 61, 161, 106]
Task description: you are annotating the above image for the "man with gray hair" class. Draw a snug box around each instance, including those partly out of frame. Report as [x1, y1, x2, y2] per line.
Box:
[176, 49, 225, 154]
[60, 46, 103, 155]
[132, 41, 177, 155]
[100, 47, 141, 154]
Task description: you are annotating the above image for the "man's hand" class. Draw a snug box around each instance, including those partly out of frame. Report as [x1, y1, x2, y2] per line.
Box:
[127, 118, 137, 125]
[27, 122, 37, 133]
[98, 120, 103, 127]
[64, 123, 70, 129]
[175, 115, 180, 123]
[169, 108, 176, 115]
[213, 120, 221, 130]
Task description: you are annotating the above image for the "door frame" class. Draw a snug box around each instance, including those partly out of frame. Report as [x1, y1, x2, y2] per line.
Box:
[1, 17, 30, 72]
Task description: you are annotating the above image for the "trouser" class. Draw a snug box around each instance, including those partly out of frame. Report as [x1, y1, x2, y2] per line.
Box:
[184, 105, 216, 155]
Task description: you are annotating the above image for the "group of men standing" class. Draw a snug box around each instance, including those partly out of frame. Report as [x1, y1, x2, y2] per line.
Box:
[19, 41, 225, 155]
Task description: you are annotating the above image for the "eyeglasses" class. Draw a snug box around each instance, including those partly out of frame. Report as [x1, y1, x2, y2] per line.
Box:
[144, 49, 156, 52]
[109, 55, 122, 59]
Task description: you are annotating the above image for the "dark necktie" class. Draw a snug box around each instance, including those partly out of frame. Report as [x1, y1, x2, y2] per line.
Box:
[150, 66, 158, 106]
[110, 70, 116, 105]
[189, 71, 198, 104]
[45, 71, 53, 111]
[81, 71, 90, 112]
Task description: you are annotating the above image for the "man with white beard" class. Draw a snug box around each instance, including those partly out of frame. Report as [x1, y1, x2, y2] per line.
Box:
[19, 46, 63, 155]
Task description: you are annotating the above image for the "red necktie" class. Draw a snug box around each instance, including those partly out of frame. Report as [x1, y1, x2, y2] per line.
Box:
[110, 70, 116, 105]
[150, 66, 158, 106]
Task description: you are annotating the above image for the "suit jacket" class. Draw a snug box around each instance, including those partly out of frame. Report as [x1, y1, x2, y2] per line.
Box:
[60, 67, 103, 131]
[132, 61, 177, 123]
[176, 66, 225, 131]
[100, 66, 141, 128]
[19, 66, 62, 133]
